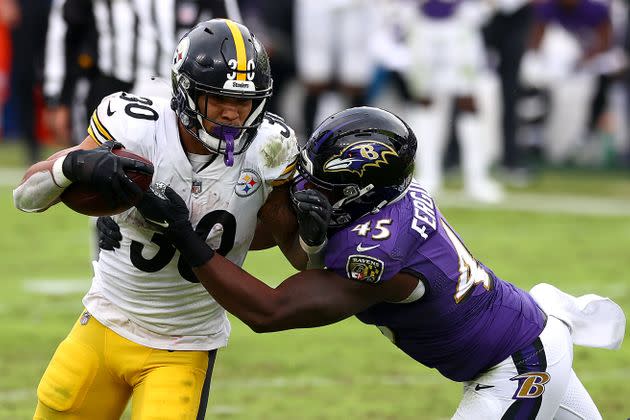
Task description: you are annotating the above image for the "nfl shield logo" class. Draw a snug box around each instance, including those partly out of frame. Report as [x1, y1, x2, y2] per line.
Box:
[80, 311, 91, 325]
[191, 180, 202, 195]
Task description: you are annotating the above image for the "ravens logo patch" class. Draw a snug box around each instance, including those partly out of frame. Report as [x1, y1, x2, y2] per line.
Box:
[345, 254, 385, 283]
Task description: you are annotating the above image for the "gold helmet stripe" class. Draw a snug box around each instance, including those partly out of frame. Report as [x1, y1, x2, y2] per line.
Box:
[224, 19, 247, 81]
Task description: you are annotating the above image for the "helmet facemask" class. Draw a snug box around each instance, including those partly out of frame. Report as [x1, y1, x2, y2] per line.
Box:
[292, 163, 401, 229]
[173, 73, 268, 166]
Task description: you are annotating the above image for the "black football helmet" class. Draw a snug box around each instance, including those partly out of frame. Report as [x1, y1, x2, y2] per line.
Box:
[293, 107, 416, 228]
[170, 19, 272, 165]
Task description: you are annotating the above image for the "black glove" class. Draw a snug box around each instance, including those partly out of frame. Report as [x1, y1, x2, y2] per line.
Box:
[96, 216, 122, 250]
[291, 189, 331, 247]
[62, 141, 154, 206]
[136, 185, 214, 267]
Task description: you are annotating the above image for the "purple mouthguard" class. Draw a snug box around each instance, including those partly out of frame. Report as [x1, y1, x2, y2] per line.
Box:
[209, 125, 240, 166]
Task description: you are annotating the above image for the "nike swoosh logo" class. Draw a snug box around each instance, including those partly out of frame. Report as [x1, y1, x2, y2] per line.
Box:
[474, 384, 494, 391]
[147, 218, 169, 229]
[356, 243, 380, 252]
[107, 101, 116, 116]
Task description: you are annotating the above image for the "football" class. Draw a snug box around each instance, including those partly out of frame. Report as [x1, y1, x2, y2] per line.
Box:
[60, 148, 153, 216]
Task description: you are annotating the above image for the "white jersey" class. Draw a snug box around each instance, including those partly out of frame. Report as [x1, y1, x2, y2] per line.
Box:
[82, 91, 298, 351]
[405, 2, 488, 97]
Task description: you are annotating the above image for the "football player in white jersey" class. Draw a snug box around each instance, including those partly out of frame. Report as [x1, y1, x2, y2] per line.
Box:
[13, 19, 322, 420]
[404, 0, 504, 203]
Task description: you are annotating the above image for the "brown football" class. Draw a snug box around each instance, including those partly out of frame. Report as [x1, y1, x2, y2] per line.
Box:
[60, 148, 153, 216]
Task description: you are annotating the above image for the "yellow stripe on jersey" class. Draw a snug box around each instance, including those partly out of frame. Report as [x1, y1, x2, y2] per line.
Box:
[280, 159, 297, 177]
[88, 110, 115, 144]
[271, 159, 297, 187]
[87, 126, 101, 145]
[224, 20, 247, 81]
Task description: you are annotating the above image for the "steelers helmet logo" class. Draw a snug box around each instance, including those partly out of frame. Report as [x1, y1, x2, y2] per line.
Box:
[173, 37, 190, 71]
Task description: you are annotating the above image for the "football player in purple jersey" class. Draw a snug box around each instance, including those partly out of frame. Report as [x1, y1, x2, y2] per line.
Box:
[122, 107, 617, 419]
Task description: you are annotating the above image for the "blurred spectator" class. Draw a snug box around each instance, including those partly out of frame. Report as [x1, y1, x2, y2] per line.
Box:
[482, 0, 535, 184]
[8, 0, 51, 164]
[521, 0, 623, 164]
[240, 0, 295, 116]
[132, 0, 241, 98]
[294, 0, 376, 135]
[43, 0, 97, 145]
[365, 0, 415, 108]
[43, 0, 135, 147]
[0, 0, 20, 137]
[404, 0, 504, 203]
[43, 0, 242, 146]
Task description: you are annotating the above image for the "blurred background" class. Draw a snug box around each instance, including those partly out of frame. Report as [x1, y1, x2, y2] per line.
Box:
[2, 0, 630, 178]
[0, 0, 629, 418]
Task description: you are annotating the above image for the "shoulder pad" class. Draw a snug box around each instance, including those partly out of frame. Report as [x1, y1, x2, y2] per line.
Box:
[325, 212, 407, 284]
[87, 92, 164, 148]
[247, 113, 299, 185]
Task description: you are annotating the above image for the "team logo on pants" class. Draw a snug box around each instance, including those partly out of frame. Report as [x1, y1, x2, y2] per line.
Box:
[511, 372, 551, 399]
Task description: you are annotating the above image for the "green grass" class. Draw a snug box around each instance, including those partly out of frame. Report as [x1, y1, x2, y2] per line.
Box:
[1, 142, 629, 418]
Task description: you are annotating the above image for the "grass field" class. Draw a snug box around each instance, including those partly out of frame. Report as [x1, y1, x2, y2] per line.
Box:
[0, 142, 629, 419]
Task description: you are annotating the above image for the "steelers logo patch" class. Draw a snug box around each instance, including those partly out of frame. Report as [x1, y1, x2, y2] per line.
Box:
[235, 169, 262, 197]
[346, 254, 385, 283]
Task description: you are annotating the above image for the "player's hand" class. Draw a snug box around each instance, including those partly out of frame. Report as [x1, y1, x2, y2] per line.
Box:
[291, 189, 331, 247]
[136, 184, 192, 233]
[96, 216, 122, 250]
[62, 141, 154, 206]
[136, 184, 214, 267]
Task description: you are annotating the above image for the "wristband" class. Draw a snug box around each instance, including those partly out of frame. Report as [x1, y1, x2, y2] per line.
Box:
[299, 236, 327, 255]
[51, 155, 72, 188]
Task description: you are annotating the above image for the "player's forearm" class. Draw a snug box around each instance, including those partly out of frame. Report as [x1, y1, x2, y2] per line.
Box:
[13, 157, 70, 212]
[14, 138, 99, 212]
[192, 252, 357, 332]
[193, 255, 289, 333]
[277, 234, 309, 270]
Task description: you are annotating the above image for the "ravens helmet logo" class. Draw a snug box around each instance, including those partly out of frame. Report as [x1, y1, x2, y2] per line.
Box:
[323, 140, 399, 177]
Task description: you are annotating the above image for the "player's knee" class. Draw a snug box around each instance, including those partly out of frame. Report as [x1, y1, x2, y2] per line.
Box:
[36, 338, 99, 412]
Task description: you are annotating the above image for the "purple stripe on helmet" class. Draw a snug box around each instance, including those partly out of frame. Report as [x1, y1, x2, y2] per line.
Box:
[313, 117, 363, 153]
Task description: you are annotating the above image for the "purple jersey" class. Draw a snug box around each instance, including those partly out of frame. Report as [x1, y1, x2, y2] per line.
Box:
[325, 181, 545, 382]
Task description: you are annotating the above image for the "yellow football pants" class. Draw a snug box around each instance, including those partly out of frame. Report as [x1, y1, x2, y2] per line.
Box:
[34, 311, 217, 420]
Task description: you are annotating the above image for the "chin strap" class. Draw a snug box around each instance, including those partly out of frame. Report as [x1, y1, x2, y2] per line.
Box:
[331, 184, 374, 211]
